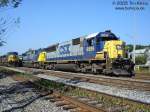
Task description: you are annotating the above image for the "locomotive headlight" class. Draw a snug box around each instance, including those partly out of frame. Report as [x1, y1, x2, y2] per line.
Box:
[116, 45, 122, 50]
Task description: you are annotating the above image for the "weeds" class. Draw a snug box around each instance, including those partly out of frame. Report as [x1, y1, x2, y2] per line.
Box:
[65, 88, 150, 112]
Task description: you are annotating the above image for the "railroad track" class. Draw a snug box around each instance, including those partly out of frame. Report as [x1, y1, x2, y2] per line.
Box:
[1, 66, 150, 104]
[45, 71, 150, 91]
[15, 66, 150, 91]
[12, 73, 105, 112]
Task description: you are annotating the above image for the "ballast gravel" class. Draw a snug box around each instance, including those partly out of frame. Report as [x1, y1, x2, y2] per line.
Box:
[37, 74, 150, 104]
[0, 73, 69, 112]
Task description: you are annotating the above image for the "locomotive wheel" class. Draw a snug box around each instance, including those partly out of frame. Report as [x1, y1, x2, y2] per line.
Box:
[81, 68, 87, 73]
[103, 69, 113, 75]
[92, 64, 98, 74]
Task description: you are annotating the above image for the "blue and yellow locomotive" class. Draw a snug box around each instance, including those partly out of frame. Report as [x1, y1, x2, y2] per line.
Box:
[22, 30, 134, 76]
[0, 52, 22, 66]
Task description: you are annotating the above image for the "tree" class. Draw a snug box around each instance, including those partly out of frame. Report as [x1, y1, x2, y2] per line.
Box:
[136, 45, 150, 50]
[125, 44, 133, 52]
[0, 0, 22, 8]
[126, 44, 150, 52]
[135, 55, 147, 65]
[0, 0, 22, 46]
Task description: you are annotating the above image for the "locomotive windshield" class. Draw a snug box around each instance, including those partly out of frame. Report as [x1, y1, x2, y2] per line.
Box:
[101, 33, 118, 41]
[7, 52, 18, 55]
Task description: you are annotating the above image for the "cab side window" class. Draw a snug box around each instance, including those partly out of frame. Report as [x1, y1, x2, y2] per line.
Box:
[96, 38, 100, 45]
[87, 38, 94, 46]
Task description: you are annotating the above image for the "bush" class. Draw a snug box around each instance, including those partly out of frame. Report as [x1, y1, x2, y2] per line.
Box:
[135, 55, 147, 65]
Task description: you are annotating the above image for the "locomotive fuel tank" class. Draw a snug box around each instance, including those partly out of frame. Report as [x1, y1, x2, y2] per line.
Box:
[55, 63, 78, 72]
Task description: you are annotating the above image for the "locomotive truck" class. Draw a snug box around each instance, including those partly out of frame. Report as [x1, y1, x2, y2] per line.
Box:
[21, 30, 134, 76]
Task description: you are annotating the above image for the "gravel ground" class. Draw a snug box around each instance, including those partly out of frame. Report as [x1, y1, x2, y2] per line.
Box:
[0, 73, 69, 112]
[37, 74, 150, 104]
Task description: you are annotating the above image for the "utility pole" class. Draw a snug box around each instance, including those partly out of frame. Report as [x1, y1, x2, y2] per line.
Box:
[133, 43, 136, 64]
[133, 10, 137, 65]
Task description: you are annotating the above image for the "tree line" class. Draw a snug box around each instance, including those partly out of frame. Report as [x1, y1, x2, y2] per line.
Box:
[126, 44, 150, 52]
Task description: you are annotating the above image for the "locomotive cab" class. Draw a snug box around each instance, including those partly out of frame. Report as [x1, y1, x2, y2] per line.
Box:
[95, 30, 125, 59]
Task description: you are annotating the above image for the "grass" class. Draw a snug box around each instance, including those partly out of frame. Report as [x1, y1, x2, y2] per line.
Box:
[64, 88, 150, 112]
[15, 72, 33, 78]
[135, 66, 150, 75]
[12, 72, 35, 81]
[0, 67, 16, 75]
[136, 70, 150, 75]
[34, 79, 66, 90]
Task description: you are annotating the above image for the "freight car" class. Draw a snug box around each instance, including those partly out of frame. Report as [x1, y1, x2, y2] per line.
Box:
[22, 30, 134, 76]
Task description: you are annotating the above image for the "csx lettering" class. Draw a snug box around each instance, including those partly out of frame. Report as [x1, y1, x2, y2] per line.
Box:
[59, 44, 70, 54]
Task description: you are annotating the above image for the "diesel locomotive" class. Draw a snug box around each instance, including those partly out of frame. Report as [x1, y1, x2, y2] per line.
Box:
[0, 52, 22, 66]
[21, 30, 134, 76]
[0, 30, 134, 76]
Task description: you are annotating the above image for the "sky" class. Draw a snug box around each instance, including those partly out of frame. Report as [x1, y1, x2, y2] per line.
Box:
[0, 0, 150, 55]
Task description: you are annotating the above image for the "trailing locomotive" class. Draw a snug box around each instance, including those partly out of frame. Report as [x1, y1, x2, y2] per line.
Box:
[0, 52, 22, 67]
[21, 30, 134, 76]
